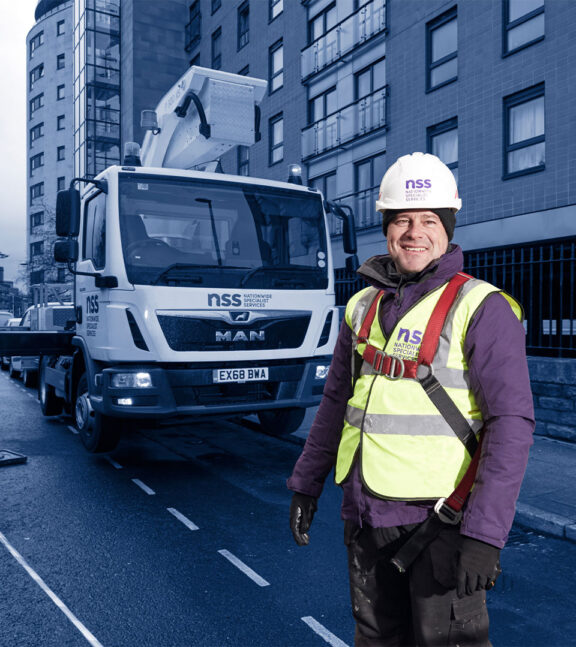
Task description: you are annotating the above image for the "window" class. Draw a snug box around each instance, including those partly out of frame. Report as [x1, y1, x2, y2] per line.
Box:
[309, 172, 337, 201]
[269, 40, 283, 93]
[238, 2, 249, 50]
[30, 93, 44, 118]
[239, 65, 249, 76]
[30, 270, 45, 285]
[308, 87, 337, 124]
[186, 1, 201, 52]
[57, 146, 66, 161]
[57, 115, 65, 130]
[211, 27, 222, 70]
[83, 192, 106, 270]
[270, 0, 283, 21]
[211, 0, 221, 14]
[30, 152, 44, 175]
[504, 87, 546, 176]
[30, 122, 44, 145]
[29, 64, 44, 91]
[30, 182, 44, 203]
[190, 53, 201, 67]
[57, 176, 66, 192]
[31, 211, 44, 228]
[30, 241, 44, 257]
[504, 0, 544, 55]
[57, 20, 65, 36]
[269, 113, 284, 165]
[427, 7, 457, 91]
[238, 146, 250, 176]
[309, 3, 337, 43]
[57, 84, 65, 100]
[428, 117, 458, 183]
[355, 154, 387, 228]
[504, 84, 545, 178]
[57, 53, 65, 69]
[29, 31, 43, 58]
[355, 58, 386, 99]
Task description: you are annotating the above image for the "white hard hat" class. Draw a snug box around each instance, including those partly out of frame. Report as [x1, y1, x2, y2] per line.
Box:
[375, 152, 461, 214]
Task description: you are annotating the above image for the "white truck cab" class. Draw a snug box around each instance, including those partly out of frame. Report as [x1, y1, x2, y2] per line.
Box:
[43, 66, 357, 452]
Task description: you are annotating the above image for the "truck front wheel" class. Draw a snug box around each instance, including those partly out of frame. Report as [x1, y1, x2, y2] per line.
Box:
[75, 373, 121, 453]
[257, 408, 306, 436]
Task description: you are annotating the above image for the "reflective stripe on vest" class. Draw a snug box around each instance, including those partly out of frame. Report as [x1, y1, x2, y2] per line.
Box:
[335, 277, 521, 500]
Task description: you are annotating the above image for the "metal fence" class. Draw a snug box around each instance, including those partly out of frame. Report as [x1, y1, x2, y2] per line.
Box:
[334, 238, 576, 358]
[464, 238, 576, 358]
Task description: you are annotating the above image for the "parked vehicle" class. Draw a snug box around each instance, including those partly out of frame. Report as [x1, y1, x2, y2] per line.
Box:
[8, 301, 74, 387]
[0, 311, 14, 327]
[1, 317, 21, 370]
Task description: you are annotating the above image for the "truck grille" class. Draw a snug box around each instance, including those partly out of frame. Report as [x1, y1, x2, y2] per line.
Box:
[157, 315, 311, 351]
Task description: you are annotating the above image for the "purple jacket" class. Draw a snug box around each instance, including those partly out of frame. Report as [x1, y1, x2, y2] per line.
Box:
[287, 245, 535, 548]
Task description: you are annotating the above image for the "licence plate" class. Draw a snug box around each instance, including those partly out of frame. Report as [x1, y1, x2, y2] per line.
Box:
[213, 367, 269, 383]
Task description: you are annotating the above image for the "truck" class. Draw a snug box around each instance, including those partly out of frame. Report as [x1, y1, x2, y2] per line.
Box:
[1, 66, 357, 453]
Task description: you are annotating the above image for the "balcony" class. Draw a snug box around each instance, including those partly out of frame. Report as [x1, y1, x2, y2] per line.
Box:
[301, 0, 386, 80]
[302, 86, 388, 160]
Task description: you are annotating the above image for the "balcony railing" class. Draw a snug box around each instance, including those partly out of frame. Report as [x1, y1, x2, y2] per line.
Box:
[302, 0, 386, 80]
[302, 86, 387, 160]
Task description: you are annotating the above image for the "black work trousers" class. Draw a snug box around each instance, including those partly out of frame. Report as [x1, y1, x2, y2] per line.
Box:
[345, 522, 491, 647]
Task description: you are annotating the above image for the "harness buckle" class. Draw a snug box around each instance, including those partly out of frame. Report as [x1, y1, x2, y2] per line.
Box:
[371, 350, 405, 380]
[434, 497, 462, 525]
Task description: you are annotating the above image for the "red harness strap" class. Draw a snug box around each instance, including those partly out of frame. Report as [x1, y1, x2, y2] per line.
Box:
[356, 272, 471, 378]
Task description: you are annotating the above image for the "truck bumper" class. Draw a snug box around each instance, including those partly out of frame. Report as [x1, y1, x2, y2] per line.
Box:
[91, 357, 331, 420]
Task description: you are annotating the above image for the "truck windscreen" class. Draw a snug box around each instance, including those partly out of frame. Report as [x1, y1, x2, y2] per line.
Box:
[119, 175, 329, 290]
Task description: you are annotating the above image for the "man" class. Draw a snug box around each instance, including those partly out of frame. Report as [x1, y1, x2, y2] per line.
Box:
[287, 153, 534, 646]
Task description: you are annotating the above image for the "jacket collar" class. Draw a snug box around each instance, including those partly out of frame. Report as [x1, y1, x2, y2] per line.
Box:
[357, 244, 464, 292]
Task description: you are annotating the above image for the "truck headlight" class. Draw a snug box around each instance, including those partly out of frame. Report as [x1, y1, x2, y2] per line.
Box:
[111, 372, 153, 388]
[315, 365, 329, 380]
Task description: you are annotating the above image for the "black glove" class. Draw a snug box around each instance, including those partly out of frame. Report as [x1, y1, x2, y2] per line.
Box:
[457, 536, 501, 598]
[289, 493, 318, 546]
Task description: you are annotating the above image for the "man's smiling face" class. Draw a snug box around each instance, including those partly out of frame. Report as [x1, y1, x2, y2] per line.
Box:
[386, 210, 449, 274]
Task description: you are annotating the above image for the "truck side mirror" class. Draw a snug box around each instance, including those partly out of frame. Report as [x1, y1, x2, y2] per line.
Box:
[56, 188, 81, 238]
[54, 239, 79, 264]
[325, 201, 357, 255]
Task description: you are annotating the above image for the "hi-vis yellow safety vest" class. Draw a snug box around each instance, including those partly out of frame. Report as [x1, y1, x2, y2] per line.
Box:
[335, 277, 522, 500]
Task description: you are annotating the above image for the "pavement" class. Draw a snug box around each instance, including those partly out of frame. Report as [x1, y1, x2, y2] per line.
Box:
[292, 409, 576, 544]
[514, 435, 576, 543]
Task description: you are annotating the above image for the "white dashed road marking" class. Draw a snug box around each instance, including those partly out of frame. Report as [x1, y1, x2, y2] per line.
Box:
[167, 508, 199, 531]
[131, 478, 155, 495]
[217, 549, 270, 587]
[104, 456, 123, 470]
[301, 616, 350, 647]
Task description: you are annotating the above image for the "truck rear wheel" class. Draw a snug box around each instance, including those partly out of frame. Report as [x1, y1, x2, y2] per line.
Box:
[258, 407, 306, 436]
[75, 373, 121, 453]
[8, 362, 20, 379]
[38, 360, 62, 416]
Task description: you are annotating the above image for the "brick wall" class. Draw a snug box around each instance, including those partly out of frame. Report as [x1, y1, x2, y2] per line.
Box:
[528, 358, 576, 443]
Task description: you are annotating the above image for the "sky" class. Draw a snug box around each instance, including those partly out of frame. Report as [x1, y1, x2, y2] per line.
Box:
[0, 2, 37, 285]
